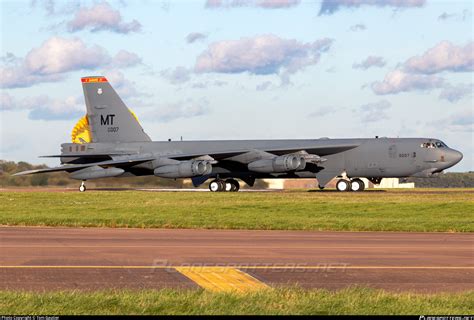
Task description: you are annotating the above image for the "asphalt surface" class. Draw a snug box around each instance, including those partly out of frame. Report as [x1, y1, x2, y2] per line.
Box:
[1, 227, 473, 292]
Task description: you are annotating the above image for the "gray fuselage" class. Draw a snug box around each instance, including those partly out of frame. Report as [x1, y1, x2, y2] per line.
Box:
[60, 137, 463, 182]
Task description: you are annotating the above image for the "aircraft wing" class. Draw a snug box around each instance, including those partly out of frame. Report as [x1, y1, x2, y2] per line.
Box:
[14, 142, 360, 176]
[13, 156, 156, 176]
[168, 142, 360, 162]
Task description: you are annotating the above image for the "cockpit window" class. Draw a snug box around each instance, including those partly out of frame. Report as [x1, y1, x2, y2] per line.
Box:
[420, 141, 447, 148]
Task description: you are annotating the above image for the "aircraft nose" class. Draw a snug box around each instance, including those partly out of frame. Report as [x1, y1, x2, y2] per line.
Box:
[446, 149, 463, 166]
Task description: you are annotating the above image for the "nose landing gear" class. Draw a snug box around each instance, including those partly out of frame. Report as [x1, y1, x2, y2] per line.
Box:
[79, 181, 87, 192]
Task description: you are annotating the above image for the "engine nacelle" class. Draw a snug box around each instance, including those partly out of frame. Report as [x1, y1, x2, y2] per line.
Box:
[248, 155, 305, 173]
[154, 160, 212, 178]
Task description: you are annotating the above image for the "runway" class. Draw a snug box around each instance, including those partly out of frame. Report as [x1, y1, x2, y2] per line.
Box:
[1, 227, 472, 292]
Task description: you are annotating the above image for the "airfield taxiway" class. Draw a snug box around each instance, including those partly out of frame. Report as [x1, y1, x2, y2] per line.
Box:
[1, 227, 472, 292]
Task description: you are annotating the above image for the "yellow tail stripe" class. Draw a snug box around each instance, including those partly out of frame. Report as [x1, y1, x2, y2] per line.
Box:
[175, 267, 268, 293]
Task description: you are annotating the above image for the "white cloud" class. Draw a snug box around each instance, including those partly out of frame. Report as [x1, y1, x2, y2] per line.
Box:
[438, 9, 471, 21]
[0, 66, 63, 89]
[30, 0, 57, 15]
[102, 70, 141, 99]
[30, 0, 80, 16]
[353, 56, 386, 70]
[430, 109, 473, 132]
[1, 93, 84, 120]
[160, 66, 192, 84]
[67, 2, 141, 34]
[371, 70, 444, 95]
[191, 80, 228, 89]
[308, 106, 338, 117]
[205, 0, 300, 9]
[403, 41, 474, 74]
[350, 24, 366, 32]
[357, 100, 391, 122]
[24, 37, 109, 75]
[371, 41, 473, 97]
[256, 81, 274, 91]
[319, 0, 426, 15]
[438, 84, 473, 103]
[112, 50, 142, 68]
[186, 32, 208, 44]
[0, 37, 141, 89]
[142, 99, 211, 123]
[0, 92, 15, 111]
[194, 34, 333, 80]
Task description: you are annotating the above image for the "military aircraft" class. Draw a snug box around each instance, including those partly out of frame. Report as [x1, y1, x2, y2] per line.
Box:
[15, 76, 463, 192]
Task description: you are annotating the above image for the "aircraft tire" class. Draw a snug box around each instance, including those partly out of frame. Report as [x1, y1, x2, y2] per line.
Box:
[217, 180, 226, 192]
[336, 179, 351, 192]
[79, 184, 86, 192]
[209, 180, 221, 192]
[351, 179, 365, 192]
[227, 179, 240, 192]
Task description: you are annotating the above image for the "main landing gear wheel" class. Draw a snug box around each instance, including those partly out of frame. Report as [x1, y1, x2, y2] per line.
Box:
[336, 179, 351, 192]
[350, 178, 365, 192]
[209, 179, 240, 192]
[209, 180, 224, 192]
[225, 180, 233, 192]
[226, 179, 240, 192]
[79, 181, 86, 192]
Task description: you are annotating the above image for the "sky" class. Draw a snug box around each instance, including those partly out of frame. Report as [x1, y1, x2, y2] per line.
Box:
[0, 0, 473, 172]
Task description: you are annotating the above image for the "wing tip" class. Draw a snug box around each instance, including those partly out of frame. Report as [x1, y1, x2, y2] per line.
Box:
[13, 169, 40, 176]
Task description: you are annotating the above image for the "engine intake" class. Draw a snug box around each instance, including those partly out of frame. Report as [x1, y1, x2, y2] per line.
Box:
[154, 160, 212, 178]
[248, 155, 305, 173]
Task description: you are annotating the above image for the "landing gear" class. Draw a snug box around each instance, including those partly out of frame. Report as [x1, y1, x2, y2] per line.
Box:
[335, 178, 365, 192]
[350, 178, 365, 192]
[79, 181, 86, 192]
[209, 179, 240, 192]
[336, 179, 351, 192]
[227, 179, 240, 192]
[209, 180, 224, 192]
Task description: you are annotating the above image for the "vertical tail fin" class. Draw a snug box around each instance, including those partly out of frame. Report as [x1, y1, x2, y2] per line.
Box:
[81, 76, 151, 143]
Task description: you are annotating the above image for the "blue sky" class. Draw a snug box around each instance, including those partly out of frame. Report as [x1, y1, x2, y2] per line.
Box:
[1, 0, 473, 172]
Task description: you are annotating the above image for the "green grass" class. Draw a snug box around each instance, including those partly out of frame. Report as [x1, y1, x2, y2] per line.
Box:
[0, 287, 472, 315]
[0, 189, 473, 232]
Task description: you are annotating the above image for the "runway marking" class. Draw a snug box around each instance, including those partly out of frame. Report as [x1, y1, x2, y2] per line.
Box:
[0, 266, 473, 269]
[175, 267, 269, 293]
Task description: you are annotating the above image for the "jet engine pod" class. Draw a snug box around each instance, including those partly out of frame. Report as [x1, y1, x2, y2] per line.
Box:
[154, 160, 212, 178]
[248, 155, 302, 173]
[297, 157, 306, 170]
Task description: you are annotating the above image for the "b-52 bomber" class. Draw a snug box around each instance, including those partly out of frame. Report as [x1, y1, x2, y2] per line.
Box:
[15, 76, 463, 192]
